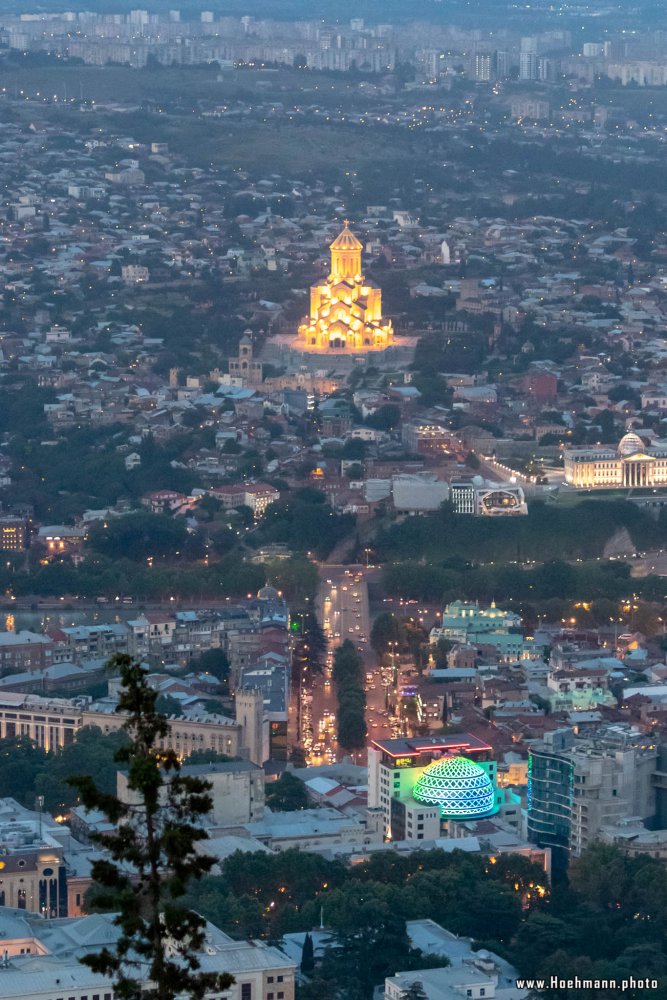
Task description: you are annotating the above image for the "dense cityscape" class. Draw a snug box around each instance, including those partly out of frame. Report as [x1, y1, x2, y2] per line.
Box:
[0, 0, 667, 997]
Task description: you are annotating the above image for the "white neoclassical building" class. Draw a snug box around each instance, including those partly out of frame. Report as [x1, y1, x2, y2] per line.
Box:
[564, 431, 667, 489]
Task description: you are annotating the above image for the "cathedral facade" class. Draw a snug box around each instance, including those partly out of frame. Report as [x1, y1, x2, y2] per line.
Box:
[293, 223, 393, 354]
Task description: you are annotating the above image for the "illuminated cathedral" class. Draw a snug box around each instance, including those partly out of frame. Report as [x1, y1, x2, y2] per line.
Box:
[293, 222, 393, 354]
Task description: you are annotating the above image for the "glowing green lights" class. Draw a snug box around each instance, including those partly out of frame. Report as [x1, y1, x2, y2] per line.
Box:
[413, 755, 497, 819]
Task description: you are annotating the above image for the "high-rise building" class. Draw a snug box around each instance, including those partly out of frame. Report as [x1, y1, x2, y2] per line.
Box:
[519, 50, 539, 80]
[519, 36, 539, 80]
[474, 52, 491, 81]
[527, 729, 574, 873]
[0, 518, 26, 551]
[495, 49, 511, 78]
[528, 726, 659, 873]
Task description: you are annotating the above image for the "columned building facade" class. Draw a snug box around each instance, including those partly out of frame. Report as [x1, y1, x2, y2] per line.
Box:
[564, 432, 667, 489]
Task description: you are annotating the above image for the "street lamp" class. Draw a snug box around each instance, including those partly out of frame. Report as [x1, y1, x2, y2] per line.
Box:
[388, 641, 398, 687]
[36, 795, 44, 840]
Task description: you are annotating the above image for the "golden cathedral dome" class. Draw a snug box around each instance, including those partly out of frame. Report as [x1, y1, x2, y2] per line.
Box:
[329, 221, 364, 252]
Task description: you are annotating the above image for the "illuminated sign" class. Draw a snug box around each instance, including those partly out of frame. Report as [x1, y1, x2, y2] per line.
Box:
[394, 757, 414, 768]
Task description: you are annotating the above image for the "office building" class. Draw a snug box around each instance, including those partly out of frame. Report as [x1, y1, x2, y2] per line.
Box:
[450, 481, 528, 516]
[0, 519, 26, 552]
[528, 726, 659, 871]
[368, 734, 501, 840]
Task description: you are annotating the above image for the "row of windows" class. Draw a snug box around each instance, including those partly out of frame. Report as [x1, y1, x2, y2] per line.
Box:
[48, 993, 111, 1000]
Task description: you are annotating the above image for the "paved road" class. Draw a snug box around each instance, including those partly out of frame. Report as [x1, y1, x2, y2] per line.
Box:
[300, 564, 395, 764]
[631, 551, 667, 578]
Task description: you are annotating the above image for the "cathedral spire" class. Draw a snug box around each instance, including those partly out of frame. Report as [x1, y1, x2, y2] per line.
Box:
[329, 221, 363, 282]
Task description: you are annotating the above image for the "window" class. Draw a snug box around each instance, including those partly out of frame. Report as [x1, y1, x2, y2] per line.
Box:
[278, 994, 284, 999]
[267, 994, 274, 999]
[241, 985, 252, 1000]
[267, 978, 274, 985]
[277, 977, 283, 983]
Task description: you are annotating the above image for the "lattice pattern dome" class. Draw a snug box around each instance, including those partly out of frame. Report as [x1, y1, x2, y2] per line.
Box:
[617, 432, 645, 457]
[413, 755, 497, 819]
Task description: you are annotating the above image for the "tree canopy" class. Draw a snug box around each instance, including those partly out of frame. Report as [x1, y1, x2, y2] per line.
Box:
[70, 655, 233, 1000]
[332, 640, 367, 752]
[266, 772, 309, 811]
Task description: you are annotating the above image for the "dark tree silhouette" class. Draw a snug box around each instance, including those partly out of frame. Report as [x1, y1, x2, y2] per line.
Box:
[69, 654, 234, 1000]
[301, 931, 315, 974]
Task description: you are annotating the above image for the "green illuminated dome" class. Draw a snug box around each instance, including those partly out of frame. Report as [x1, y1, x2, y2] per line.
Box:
[413, 755, 497, 820]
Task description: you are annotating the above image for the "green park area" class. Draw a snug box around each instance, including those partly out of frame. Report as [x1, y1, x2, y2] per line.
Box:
[375, 497, 664, 566]
[548, 488, 631, 507]
[0, 60, 422, 175]
[0, 63, 324, 104]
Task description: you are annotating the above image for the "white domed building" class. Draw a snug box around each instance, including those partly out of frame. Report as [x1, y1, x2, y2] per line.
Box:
[564, 431, 667, 489]
[368, 733, 507, 841]
[413, 755, 498, 819]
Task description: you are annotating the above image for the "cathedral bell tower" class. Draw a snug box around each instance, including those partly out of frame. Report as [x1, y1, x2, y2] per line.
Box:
[329, 220, 363, 282]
